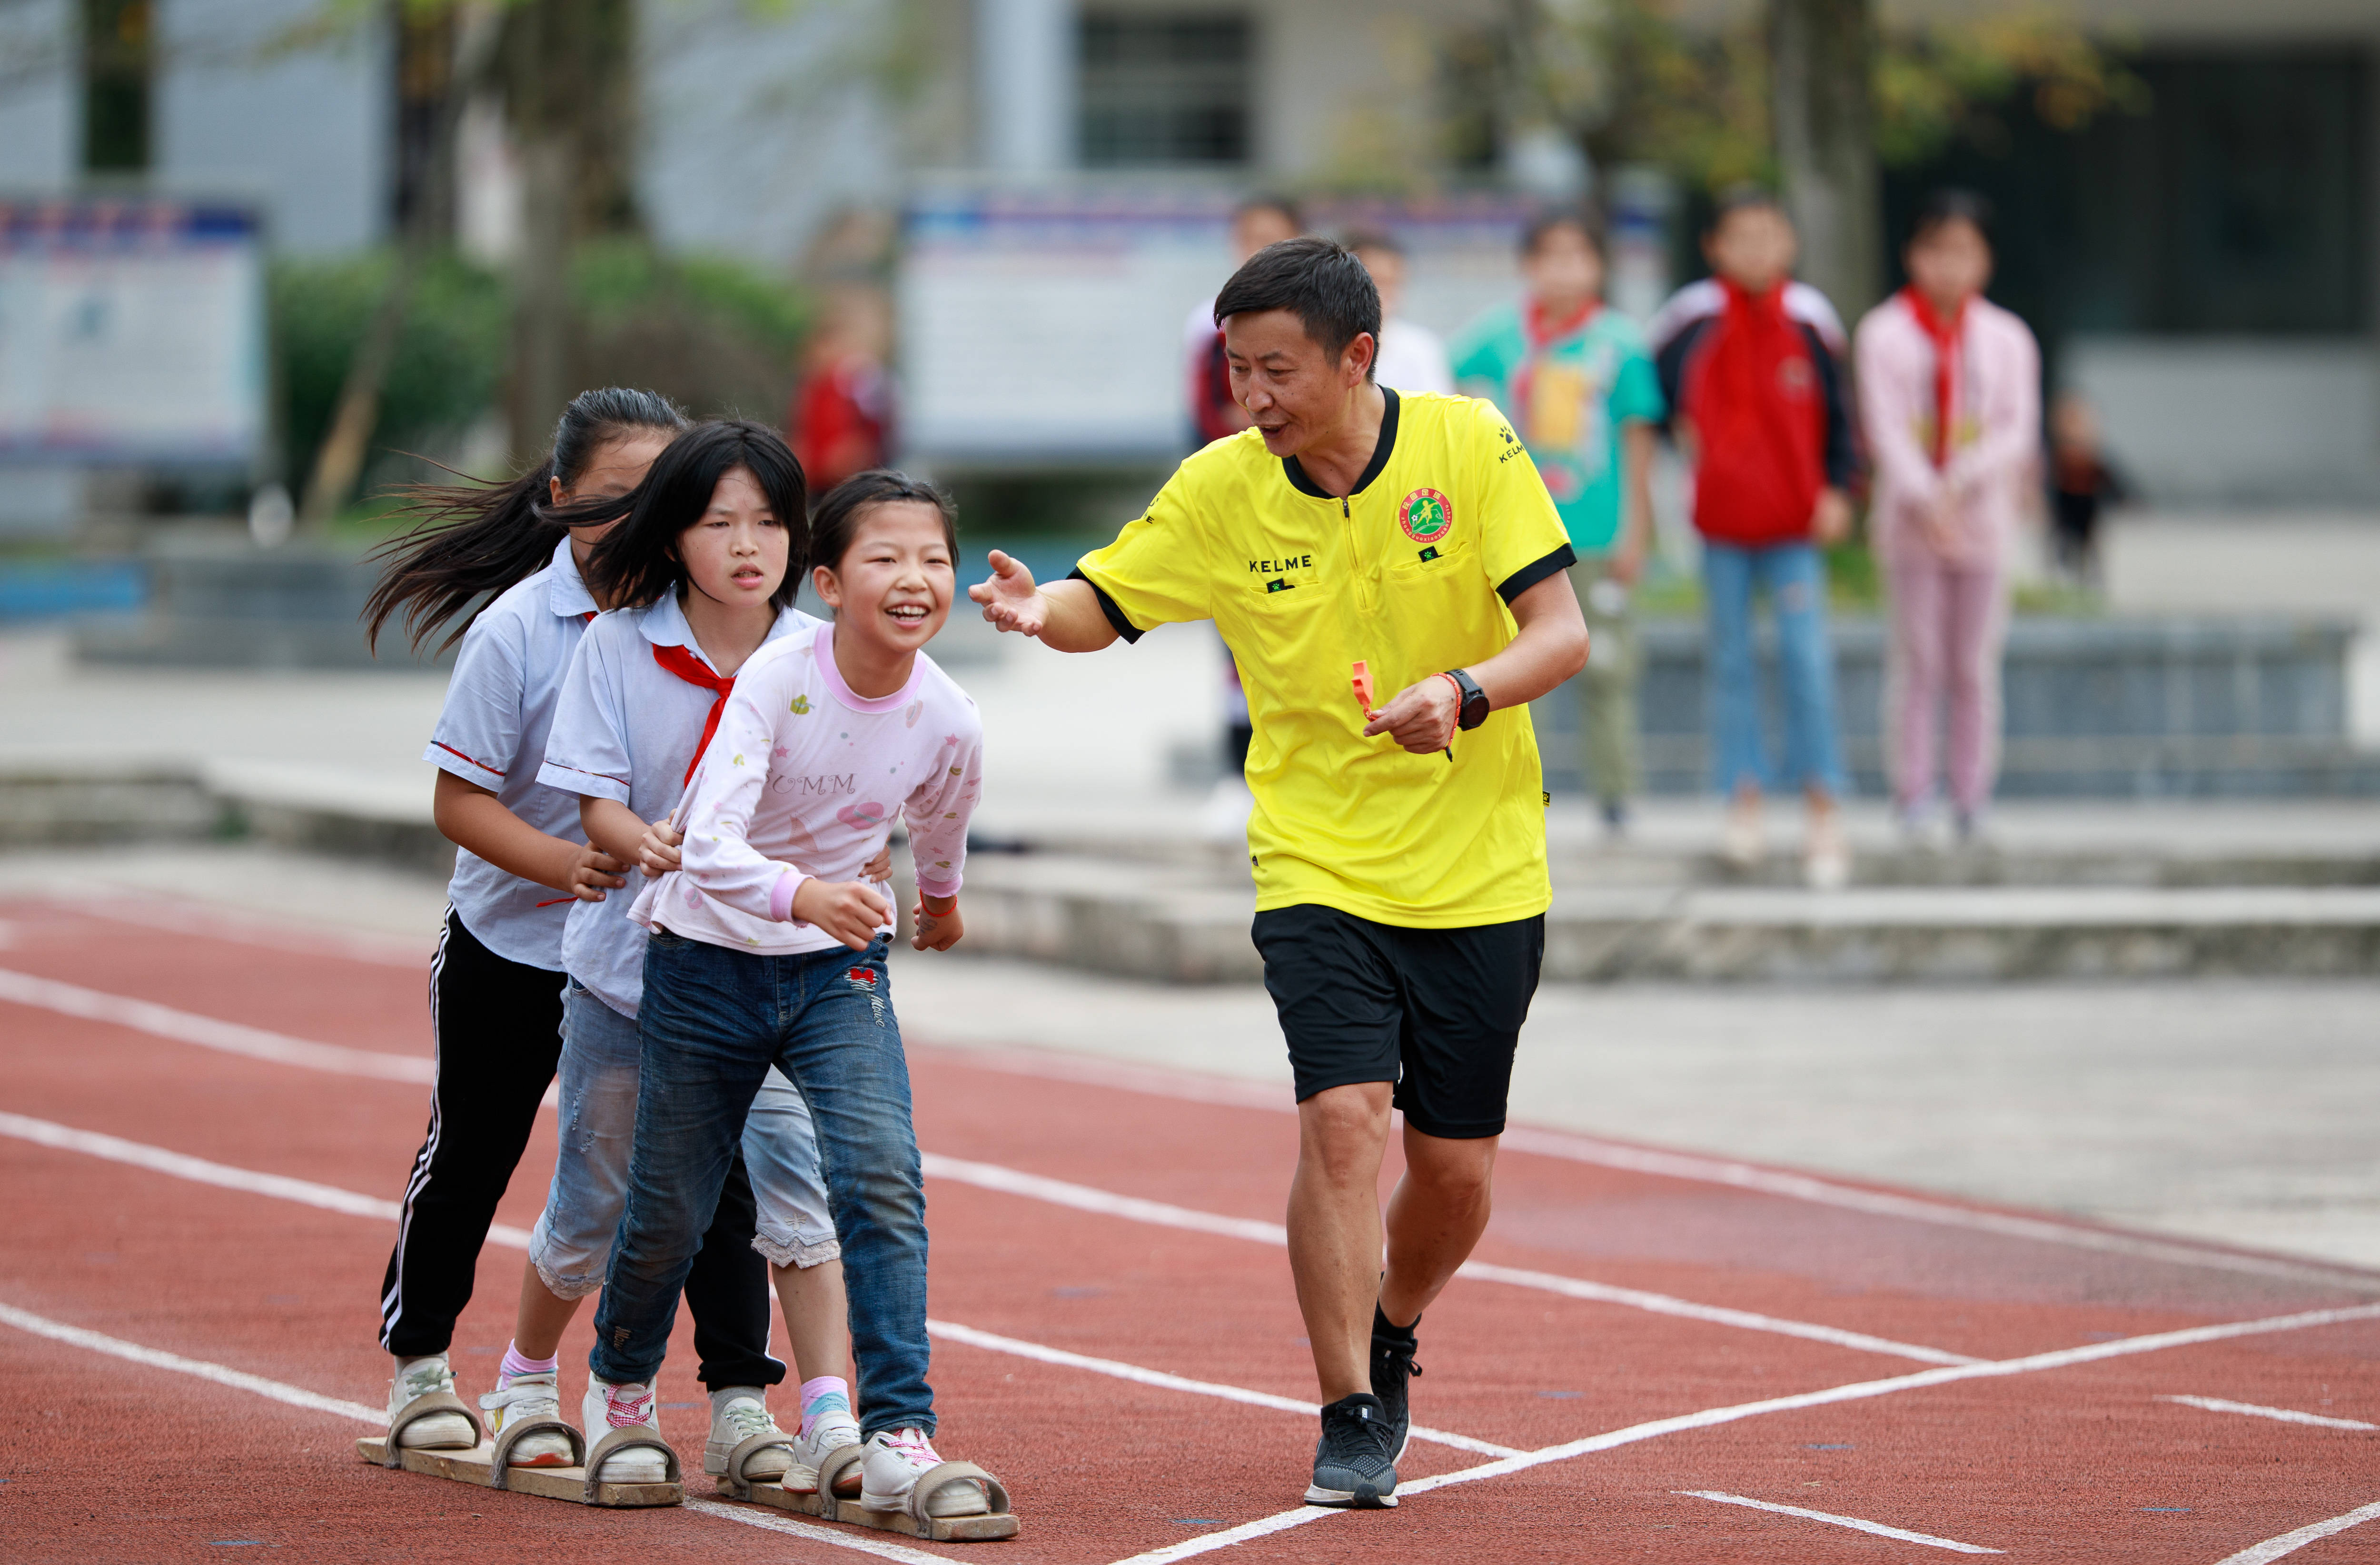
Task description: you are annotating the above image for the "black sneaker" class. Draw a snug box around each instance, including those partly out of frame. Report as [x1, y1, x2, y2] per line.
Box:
[1370, 1314, 1422, 1461]
[1305, 1393, 1398, 1509]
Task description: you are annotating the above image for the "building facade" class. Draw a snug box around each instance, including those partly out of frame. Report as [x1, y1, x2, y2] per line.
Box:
[0, 0, 2371, 499]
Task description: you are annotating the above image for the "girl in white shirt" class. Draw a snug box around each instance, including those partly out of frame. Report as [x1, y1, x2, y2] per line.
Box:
[595, 471, 999, 1524]
[360, 389, 686, 1459]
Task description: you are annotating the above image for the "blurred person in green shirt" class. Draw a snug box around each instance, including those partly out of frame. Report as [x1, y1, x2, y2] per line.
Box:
[1453, 209, 1665, 833]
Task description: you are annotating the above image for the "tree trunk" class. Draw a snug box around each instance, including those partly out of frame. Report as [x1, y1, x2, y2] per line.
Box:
[298, 4, 499, 526]
[498, 0, 640, 456]
[1769, 0, 1881, 321]
[507, 131, 576, 454]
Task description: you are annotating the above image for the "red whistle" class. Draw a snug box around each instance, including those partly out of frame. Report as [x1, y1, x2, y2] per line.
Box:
[1351, 660, 1374, 713]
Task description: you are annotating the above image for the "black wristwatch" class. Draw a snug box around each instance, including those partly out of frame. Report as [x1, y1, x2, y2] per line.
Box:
[1443, 667, 1490, 731]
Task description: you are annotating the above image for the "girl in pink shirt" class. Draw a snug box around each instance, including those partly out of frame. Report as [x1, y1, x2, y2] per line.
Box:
[1855, 189, 2041, 839]
[601, 469, 1003, 1527]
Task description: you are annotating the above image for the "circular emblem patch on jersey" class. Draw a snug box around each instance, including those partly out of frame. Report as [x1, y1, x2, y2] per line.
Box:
[1398, 487, 1453, 543]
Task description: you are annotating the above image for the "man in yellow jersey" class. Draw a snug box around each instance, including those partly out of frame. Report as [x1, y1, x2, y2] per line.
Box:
[970, 237, 1588, 1510]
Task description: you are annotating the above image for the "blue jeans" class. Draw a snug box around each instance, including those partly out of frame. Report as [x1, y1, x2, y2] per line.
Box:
[1702, 540, 1847, 797]
[590, 931, 932, 1437]
[531, 982, 839, 1298]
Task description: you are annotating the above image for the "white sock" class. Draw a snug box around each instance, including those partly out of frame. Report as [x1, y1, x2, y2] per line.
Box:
[710, 1384, 768, 1422]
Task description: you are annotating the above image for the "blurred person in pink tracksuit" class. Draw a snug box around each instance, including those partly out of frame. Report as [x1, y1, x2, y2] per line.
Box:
[1855, 189, 2040, 844]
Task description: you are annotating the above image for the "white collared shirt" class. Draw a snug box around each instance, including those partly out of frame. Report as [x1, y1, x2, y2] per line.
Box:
[1376, 317, 1454, 396]
[538, 592, 821, 1017]
[422, 535, 598, 971]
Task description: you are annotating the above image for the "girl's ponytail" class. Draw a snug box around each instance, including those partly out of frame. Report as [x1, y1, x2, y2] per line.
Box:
[364, 387, 690, 655]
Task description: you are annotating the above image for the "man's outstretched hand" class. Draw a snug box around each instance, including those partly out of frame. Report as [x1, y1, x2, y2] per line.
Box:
[970, 550, 1049, 638]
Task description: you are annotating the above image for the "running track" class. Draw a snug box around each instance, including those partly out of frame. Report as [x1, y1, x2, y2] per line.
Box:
[2, 895, 2377, 1564]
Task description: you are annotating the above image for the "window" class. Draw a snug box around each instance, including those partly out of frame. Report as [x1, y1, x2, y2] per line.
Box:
[1885, 48, 2371, 337]
[80, 0, 151, 173]
[1079, 13, 1251, 167]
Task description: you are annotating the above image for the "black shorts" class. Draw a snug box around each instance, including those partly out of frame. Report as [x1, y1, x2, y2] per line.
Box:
[1251, 904, 1545, 1140]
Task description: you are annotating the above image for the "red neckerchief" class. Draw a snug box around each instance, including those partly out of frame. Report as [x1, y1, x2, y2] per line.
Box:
[1526, 295, 1599, 351]
[651, 641, 734, 788]
[1900, 286, 1966, 469]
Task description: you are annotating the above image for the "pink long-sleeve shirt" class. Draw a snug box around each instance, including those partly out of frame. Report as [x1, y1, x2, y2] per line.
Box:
[1854, 293, 2041, 570]
[630, 623, 984, 956]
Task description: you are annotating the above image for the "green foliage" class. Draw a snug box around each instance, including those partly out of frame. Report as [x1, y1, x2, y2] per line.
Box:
[271, 249, 507, 489]
[1872, 8, 2146, 167]
[272, 241, 811, 494]
[1822, 538, 1878, 608]
[1560, 0, 1775, 195]
[564, 239, 812, 425]
[571, 240, 809, 358]
[1542, 0, 2142, 194]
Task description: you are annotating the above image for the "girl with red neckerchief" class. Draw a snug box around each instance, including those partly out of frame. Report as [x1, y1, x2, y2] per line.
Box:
[1854, 189, 2042, 845]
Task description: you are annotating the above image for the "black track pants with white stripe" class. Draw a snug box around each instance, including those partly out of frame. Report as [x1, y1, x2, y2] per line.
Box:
[377, 910, 783, 1390]
[379, 910, 569, 1359]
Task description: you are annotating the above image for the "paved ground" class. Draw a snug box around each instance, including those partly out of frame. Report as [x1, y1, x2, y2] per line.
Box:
[4, 876, 2380, 1564]
[6, 845, 2378, 1275]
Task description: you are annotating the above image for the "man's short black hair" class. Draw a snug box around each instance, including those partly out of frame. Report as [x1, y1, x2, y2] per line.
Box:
[1212, 236, 1383, 381]
[1521, 205, 1605, 259]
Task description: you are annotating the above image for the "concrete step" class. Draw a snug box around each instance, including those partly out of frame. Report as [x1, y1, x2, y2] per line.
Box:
[954, 852, 2380, 984]
[0, 761, 452, 877]
[8, 764, 2376, 984]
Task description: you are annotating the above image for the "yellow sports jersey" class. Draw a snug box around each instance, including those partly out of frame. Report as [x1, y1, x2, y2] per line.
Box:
[1073, 389, 1576, 927]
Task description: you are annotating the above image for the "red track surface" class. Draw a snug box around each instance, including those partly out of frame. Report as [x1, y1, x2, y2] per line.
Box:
[3, 897, 2378, 1564]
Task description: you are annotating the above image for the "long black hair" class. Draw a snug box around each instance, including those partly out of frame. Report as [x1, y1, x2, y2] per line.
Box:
[573, 419, 810, 613]
[807, 469, 958, 578]
[364, 387, 689, 654]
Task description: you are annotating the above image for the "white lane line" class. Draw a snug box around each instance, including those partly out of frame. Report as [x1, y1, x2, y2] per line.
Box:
[4, 1114, 1500, 1457]
[0, 1300, 385, 1424]
[0, 1297, 966, 1565]
[1677, 1490, 2003, 1553]
[1498, 1126, 2380, 1296]
[0, 968, 558, 1107]
[1456, 1259, 1981, 1367]
[924, 1318, 1518, 1458]
[44, 892, 434, 970]
[0, 967, 433, 1084]
[2158, 1394, 2379, 1432]
[685, 1498, 958, 1564]
[1103, 1301, 2380, 1565]
[8, 1089, 1976, 1372]
[25, 961, 2353, 1324]
[921, 1152, 1979, 1367]
[923, 1045, 2380, 1295]
[0, 1110, 538, 1249]
[2213, 1498, 2380, 1565]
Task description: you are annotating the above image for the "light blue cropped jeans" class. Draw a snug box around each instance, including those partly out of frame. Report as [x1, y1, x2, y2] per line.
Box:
[1701, 539, 1848, 798]
[527, 978, 840, 1298]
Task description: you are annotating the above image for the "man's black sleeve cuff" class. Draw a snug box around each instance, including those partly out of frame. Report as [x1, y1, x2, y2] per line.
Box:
[1496, 544, 1577, 605]
[1066, 568, 1144, 644]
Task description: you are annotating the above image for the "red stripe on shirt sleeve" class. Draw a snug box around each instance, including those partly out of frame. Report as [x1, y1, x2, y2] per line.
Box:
[433, 741, 507, 778]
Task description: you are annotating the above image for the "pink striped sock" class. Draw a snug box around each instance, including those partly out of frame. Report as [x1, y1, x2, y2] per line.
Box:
[799, 1376, 851, 1440]
[499, 1341, 559, 1385]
